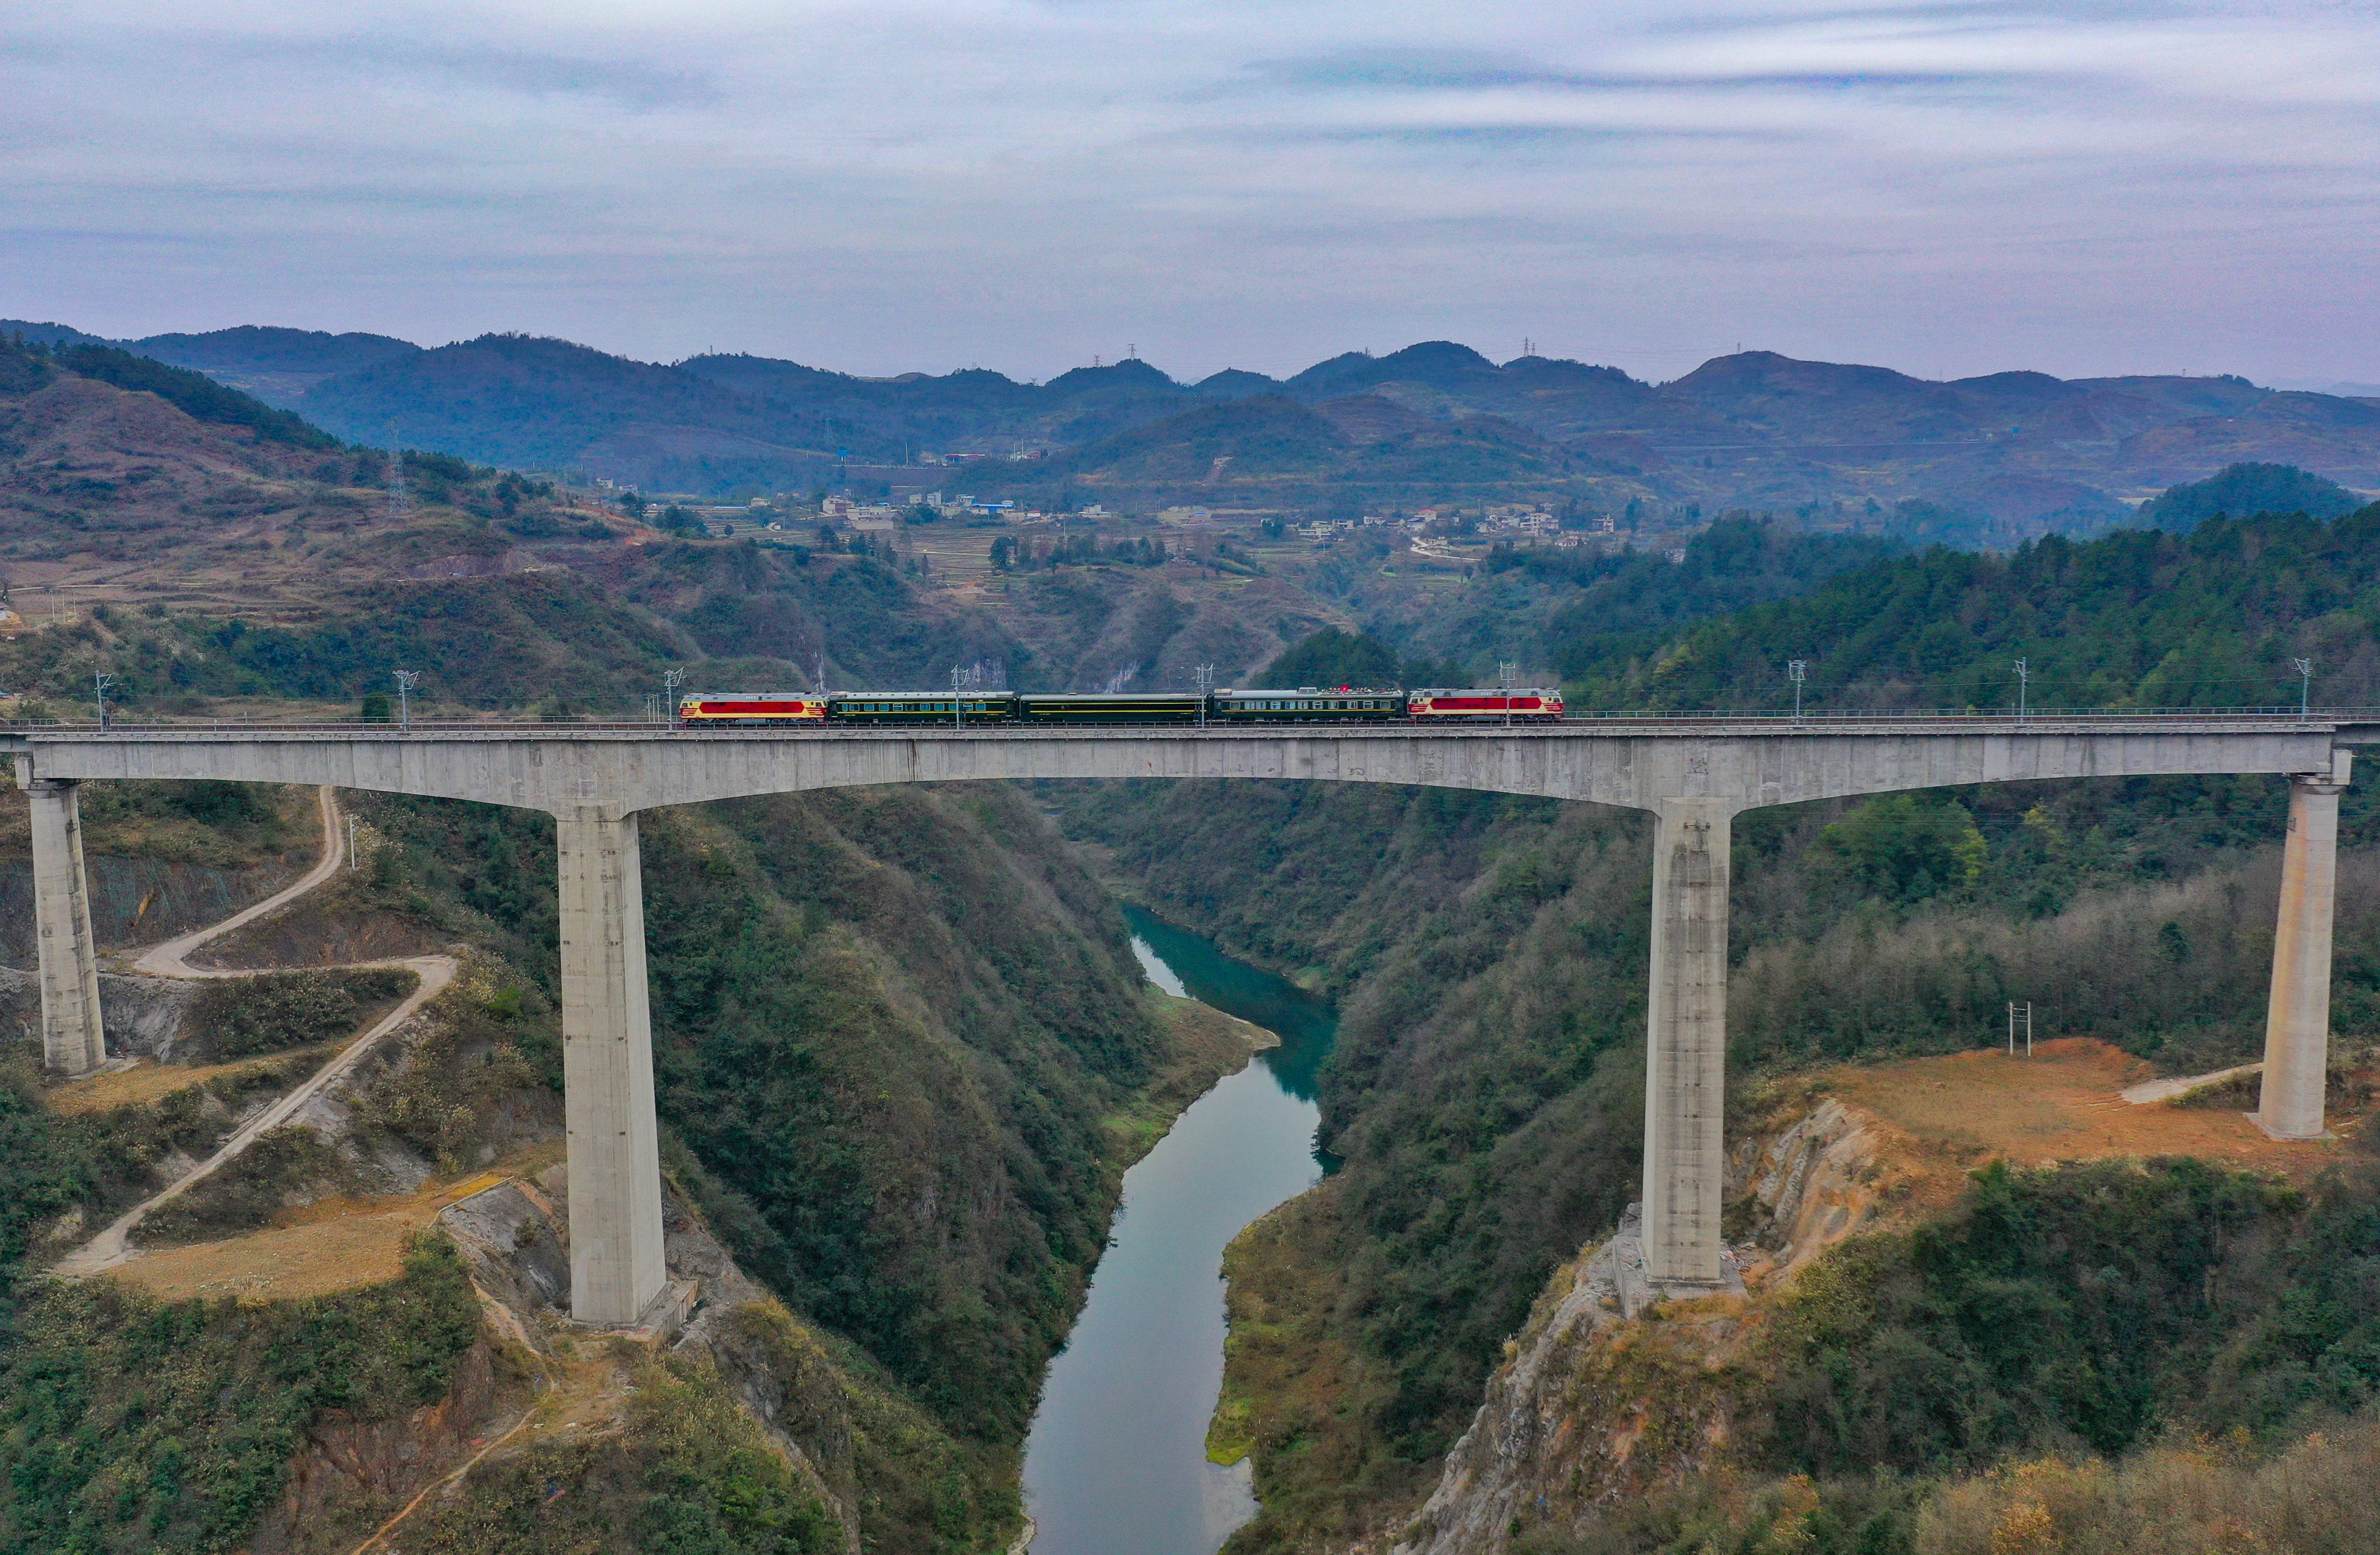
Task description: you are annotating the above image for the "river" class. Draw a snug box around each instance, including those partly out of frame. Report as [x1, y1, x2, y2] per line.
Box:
[1020, 905, 1337, 1555]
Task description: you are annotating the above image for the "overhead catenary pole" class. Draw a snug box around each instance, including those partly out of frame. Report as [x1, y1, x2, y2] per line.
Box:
[393, 668, 419, 730]
[2014, 658, 2030, 723]
[1500, 660, 1518, 729]
[1195, 664, 1214, 728]
[92, 672, 115, 729]
[2294, 657, 2313, 719]
[663, 667, 685, 728]
[1789, 660, 1807, 724]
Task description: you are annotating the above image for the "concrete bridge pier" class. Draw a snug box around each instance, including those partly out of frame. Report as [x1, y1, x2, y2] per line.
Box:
[17, 771, 106, 1075]
[555, 804, 668, 1325]
[2257, 753, 2354, 1139]
[1640, 798, 1736, 1290]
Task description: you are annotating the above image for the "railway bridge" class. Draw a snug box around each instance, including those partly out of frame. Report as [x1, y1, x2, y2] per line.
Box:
[8, 715, 2369, 1324]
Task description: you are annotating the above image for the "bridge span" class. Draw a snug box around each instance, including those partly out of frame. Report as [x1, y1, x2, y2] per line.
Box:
[8, 714, 2366, 1323]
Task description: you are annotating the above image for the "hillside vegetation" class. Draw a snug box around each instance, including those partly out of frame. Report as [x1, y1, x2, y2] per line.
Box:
[1554, 498, 2380, 710]
[1469, 1151, 2380, 1555]
[0, 758, 1198, 1551]
[1052, 502, 2380, 1549]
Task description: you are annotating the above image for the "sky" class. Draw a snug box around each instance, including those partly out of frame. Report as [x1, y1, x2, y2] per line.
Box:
[4, 0, 2376, 387]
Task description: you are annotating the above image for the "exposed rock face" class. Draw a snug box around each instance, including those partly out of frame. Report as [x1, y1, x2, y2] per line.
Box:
[0, 965, 196, 1057]
[244, 1168, 873, 1555]
[248, 1339, 510, 1555]
[97, 973, 200, 1058]
[0, 855, 304, 964]
[1384, 1097, 1890, 1555]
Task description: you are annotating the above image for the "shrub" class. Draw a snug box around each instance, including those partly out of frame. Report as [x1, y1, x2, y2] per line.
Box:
[187, 968, 416, 1061]
[0, 1234, 479, 1553]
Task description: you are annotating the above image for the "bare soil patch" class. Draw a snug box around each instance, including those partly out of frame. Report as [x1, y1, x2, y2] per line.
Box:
[1819, 1037, 2367, 1186]
[112, 1169, 512, 1303]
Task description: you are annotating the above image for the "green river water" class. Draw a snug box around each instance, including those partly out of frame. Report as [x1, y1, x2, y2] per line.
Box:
[1019, 905, 1337, 1554]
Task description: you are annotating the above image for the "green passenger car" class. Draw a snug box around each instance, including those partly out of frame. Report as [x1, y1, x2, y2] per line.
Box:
[827, 692, 1019, 724]
[1208, 688, 1406, 722]
[1017, 694, 1205, 724]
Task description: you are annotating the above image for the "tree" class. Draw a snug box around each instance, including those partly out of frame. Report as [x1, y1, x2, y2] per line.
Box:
[359, 691, 392, 723]
[1817, 793, 1987, 902]
[2138, 463, 2356, 532]
[1259, 628, 1398, 688]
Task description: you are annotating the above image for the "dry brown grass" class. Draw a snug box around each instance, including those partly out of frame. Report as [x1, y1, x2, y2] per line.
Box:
[1915, 1418, 2380, 1555]
[1820, 1038, 2365, 1198]
[44, 1044, 336, 1115]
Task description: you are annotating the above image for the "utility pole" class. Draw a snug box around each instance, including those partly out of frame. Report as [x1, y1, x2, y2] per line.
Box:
[1499, 660, 1518, 729]
[1195, 664, 1214, 728]
[92, 672, 115, 728]
[663, 667, 685, 728]
[1789, 660, 1807, 724]
[347, 813, 358, 871]
[2014, 658, 2029, 723]
[2293, 657, 2313, 719]
[386, 424, 408, 515]
[393, 668, 419, 730]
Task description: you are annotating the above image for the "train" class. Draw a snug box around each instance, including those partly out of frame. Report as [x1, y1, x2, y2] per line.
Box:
[678, 685, 1564, 726]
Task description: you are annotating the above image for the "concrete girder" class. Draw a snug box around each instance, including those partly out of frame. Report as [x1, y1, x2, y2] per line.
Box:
[6, 719, 2352, 1310]
[1, 724, 2343, 815]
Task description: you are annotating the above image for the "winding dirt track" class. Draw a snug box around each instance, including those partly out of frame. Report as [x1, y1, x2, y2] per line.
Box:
[55, 786, 458, 1276]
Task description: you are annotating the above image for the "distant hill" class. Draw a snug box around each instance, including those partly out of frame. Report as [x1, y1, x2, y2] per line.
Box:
[679, 351, 1195, 456]
[1, 320, 114, 348]
[1, 321, 419, 407]
[16, 318, 2379, 522]
[130, 326, 419, 405]
[965, 393, 1574, 506]
[294, 333, 899, 488]
[2136, 462, 2360, 531]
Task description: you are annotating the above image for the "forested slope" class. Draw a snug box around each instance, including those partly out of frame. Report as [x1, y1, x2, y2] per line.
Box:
[0, 774, 1192, 1552]
[1054, 497, 2380, 1552]
[1556, 500, 2380, 710]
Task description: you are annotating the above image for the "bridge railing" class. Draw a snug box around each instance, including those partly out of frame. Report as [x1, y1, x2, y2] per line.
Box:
[1, 706, 2373, 733]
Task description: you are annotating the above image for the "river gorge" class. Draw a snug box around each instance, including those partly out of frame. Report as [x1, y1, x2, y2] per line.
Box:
[1020, 906, 1337, 1555]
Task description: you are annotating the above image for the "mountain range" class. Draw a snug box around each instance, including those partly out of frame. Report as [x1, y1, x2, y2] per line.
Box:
[8, 319, 2378, 534]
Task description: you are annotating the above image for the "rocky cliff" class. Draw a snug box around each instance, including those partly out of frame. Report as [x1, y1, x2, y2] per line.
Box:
[1385, 1095, 1899, 1555]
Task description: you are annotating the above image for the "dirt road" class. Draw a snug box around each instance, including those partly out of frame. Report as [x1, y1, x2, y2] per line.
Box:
[55, 786, 458, 1276]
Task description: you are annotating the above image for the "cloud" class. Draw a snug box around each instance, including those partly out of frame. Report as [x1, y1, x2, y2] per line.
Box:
[1, 0, 2373, 384]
